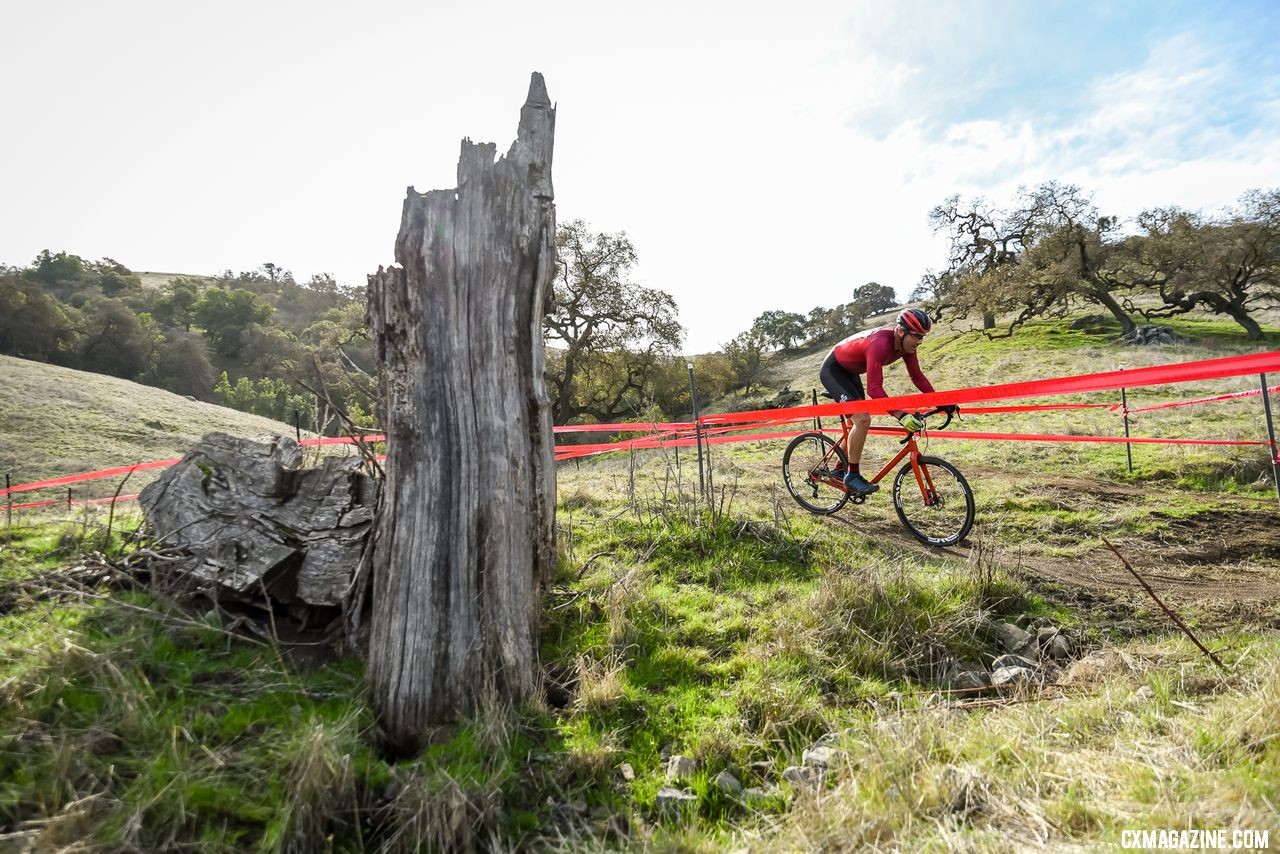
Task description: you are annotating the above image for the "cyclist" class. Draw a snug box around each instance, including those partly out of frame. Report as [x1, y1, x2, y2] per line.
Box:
[818, 307, 957, 495]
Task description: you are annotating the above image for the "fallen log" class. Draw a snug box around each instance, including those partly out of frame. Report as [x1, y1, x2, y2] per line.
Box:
[137, 432, 377, 609]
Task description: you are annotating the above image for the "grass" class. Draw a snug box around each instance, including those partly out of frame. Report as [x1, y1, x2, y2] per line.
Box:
[0, 310, 1277, 849]
[0, 355, 368, 508]
[0, 442, 1276, 850]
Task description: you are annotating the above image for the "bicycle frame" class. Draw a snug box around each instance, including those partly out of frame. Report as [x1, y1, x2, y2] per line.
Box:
[816, 413, 943, 505]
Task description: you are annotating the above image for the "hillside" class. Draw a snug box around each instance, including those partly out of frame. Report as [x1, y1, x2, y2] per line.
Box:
[135, 271, 217, 290]
[1, 318, 1278, 850]
[0, 355, 304, 492]
[720, 311, 1280, 488]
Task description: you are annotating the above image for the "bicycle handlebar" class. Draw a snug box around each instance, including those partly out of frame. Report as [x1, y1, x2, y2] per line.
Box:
[925, 406, 956, 431]
[898, 406, 958, 444]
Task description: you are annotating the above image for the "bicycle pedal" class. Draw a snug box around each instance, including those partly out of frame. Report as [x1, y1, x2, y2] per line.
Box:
[850, 493, 866, 505]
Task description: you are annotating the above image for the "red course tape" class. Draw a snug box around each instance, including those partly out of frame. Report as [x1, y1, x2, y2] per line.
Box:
[5, 350, 1278, 498]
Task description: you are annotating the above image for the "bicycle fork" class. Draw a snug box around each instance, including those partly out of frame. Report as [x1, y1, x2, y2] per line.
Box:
[910, 454, 940, 506]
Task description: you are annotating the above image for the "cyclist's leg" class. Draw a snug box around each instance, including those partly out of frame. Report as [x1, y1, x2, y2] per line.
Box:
[844, 398, 877, 493]
[847, 407, 871, 466]
[820, 354, 874, 491]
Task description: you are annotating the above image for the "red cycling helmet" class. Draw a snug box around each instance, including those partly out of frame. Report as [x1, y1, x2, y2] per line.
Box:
[897, 307, 933, 336]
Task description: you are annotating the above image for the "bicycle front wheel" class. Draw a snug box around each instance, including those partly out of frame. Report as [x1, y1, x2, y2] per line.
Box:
[892, 455, 974, 546]
[782, 432, 850, 515]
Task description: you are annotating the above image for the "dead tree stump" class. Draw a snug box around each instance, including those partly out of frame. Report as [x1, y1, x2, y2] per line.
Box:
[365, 72, 557, 753]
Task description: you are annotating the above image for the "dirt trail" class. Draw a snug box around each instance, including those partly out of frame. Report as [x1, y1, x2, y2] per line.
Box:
[802, 465, 1280, 624]
[984, 474, 1280, 605]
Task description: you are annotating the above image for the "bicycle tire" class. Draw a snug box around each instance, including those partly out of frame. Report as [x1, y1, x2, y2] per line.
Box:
[892, 455, 974, 546]
[782, 432, 850, 515]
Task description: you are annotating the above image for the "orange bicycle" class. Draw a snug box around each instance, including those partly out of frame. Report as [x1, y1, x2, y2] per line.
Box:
[781, 406, 975, 546]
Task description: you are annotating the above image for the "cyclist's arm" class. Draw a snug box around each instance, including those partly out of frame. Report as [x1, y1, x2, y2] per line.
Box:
[903, 351, 935, 395]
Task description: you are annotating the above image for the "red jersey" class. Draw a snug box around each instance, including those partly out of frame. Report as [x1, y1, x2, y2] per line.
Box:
[830, 326, 935, 399]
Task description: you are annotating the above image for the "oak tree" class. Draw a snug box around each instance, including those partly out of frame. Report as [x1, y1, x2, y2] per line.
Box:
[544, 220, 683, 424]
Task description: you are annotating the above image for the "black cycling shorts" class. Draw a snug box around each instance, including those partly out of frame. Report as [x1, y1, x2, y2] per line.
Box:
[819, 352, 865, 403]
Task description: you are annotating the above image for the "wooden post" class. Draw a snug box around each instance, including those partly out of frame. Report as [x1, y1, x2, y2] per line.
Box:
[365, 73, 557, 754]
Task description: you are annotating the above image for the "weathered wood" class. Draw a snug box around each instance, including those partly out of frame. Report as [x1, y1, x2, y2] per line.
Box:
[137, 432, 377, 606]
[365, 73, 557, 752]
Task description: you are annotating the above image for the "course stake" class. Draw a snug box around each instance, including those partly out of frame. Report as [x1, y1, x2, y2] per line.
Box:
[688, 362, 705, 498]
[1102, 537, 1228, 673]
[1120, 385, 1133, 473]
[1262, 373, 1280, 509]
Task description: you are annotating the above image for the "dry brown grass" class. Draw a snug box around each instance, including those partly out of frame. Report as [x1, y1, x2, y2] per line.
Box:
[573, 652, 628, 714]
[0, 355, 301, 490]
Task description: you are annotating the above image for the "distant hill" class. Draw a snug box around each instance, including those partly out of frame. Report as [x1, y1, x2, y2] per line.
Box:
[135, 270, 217, 290]
[0, 355, 304, 493]
[752, 311, 1280, 411]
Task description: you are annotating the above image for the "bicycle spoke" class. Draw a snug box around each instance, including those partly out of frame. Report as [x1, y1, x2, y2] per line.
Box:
[782, 433, 850, 515]
[893, 456, 974, 546]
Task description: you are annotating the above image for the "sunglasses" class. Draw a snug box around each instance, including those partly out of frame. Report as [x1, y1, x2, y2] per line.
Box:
[903, 330, 927, 340]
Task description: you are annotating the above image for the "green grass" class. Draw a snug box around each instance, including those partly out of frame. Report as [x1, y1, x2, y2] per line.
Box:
[1, 444, 1277, 850]
[0, 562, 376, 849]
[1, 309, 1278, 850]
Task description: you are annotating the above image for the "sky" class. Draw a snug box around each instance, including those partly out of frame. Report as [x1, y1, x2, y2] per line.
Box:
[2, 0, 1279, 353]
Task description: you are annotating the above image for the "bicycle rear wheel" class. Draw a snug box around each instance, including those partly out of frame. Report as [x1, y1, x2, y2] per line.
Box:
[782, 432, 850, 515]
[892, 455, 974, 546]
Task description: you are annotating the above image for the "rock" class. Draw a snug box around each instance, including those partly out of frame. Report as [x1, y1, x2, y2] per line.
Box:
[666, 754, 697, 782]
[991, 665, 1035, 687]
[991, 621, 1032, 653]
[951, 668, 992, 692]
[1135, 685, 1155, 700]
[802, 745, 839, 770]
[715, 771, 743, 795]
[1119, 325, 1188, 346]
[654, 786, 697, 816]
[783, 765, 825, 791]
[1064, 651, 1123, 683]
[1012, 640, 1041, 663]
[991, 654, 1038, 671]
[742, 786, 777, 807]
[619, 762, 635, 781]
[944, 660, 987, 690]
[1068, 314, 1112, 330]
[814, 731, 842, 748]
[1043, 632, 1073, 660]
